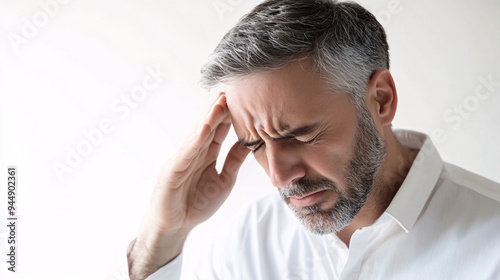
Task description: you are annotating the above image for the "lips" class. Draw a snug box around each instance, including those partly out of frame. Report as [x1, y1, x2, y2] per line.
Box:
[289, 189, 327, 207]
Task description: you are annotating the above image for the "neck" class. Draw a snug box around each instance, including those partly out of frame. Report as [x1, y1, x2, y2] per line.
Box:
[336, 129, 417, 246]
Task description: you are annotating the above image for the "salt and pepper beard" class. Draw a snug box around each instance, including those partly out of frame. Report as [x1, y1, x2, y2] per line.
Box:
[279, 106, 386, 235]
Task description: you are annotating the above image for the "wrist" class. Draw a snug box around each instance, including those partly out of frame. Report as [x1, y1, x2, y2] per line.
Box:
[128, 223, 189, 279]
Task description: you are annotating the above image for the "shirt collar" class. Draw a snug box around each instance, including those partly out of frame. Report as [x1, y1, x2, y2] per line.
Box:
[383, 129, 444, 233]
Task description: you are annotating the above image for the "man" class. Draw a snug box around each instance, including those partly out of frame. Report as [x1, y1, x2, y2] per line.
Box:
[127, 0, 500, 279]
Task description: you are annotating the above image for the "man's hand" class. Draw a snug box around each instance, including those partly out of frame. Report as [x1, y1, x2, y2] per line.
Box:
[127, 94, 250, 279]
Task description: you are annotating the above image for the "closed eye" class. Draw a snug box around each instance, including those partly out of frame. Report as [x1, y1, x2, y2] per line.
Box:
[254, 136, 318, 153]
[296, 134, 318, 145]
[252, 142, 265, 153]
[303, 137, 316, 144]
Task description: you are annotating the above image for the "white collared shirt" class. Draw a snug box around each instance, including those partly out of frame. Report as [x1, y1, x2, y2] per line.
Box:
[147, 130, 500, 279]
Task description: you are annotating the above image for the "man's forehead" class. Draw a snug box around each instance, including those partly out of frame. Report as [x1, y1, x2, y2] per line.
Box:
[220, 58, 356, 140]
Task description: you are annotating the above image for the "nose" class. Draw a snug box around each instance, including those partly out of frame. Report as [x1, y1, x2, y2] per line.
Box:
[262, 142, 306, 188]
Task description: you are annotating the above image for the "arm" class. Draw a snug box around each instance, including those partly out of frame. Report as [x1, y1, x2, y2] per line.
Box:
[127, 94, 250, 279]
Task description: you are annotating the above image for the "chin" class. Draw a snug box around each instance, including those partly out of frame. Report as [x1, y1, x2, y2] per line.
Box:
[291, 204, 352, 235]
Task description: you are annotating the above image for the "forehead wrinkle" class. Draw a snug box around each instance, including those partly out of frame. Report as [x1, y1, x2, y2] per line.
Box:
[246, 114, 260, 141]
[254, 119, 274, 142]
[264, 116, 280, 139]
[278, 123, 291, 134]
[234, 105, 259, 144]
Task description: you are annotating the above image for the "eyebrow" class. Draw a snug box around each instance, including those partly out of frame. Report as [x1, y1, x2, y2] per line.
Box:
[238, 123, 320, 147]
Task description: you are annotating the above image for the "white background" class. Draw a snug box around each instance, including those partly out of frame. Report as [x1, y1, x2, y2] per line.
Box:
[0, 0, 499, 279]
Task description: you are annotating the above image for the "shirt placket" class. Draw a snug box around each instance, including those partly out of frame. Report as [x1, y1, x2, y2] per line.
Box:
[323, 234, 349, 279]
[338, 227, 373, 280]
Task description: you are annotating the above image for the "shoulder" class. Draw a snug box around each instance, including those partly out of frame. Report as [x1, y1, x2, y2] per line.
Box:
[421, 162, 500, 231]
[441, 162, 500, 203]
[406, 163, 500, 278]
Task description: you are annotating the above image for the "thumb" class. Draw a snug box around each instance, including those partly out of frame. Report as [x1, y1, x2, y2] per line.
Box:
[220, 141, 251, 187]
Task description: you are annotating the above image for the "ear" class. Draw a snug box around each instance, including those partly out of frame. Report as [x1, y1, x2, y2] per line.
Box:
[365, 69, 398, 127]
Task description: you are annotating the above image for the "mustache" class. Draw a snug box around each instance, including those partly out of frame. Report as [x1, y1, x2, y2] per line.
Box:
[280, 178, 339, 198]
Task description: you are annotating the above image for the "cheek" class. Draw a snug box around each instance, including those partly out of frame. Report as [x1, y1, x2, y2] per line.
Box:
[251, 143, 355, 184]
[306, 146, 352, 183]
[237, 138, 359, 188]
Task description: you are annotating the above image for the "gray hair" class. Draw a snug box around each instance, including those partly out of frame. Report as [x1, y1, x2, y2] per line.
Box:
[200, 0, 389, 109]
